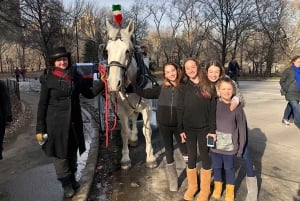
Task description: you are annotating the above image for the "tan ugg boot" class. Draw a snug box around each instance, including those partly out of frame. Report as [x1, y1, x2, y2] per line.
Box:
[184, 168, 198, 200]
[197, 168, 212, 201]
[225, 184, 235, 201]
[212, 181, 223, 199]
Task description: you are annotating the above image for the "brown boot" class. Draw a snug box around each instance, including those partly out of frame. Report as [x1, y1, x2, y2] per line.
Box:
[225, 184, 235, 201]
[184, 168, 198, 200]
[197, 168, 212, 201]
[212, 181, 223, 199]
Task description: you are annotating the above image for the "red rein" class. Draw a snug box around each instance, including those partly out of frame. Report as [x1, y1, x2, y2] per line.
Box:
[98, 64, 118, 148]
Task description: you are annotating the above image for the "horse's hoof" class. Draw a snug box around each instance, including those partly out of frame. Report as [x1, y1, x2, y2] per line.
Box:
[121, 161, 132, 170]
[129, 140, 138, 147]
[146, 161, 158, 169]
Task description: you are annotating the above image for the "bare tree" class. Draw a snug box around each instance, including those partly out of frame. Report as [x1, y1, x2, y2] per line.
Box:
[201, 0, 256, 66]
[19, 0, 66, 65]
[279, 0, 300, 60]
[137, 0, 168, 66]
[255, 0, 288, 76]
[125, 0, 151, 44]
[168, 0, 211, 61]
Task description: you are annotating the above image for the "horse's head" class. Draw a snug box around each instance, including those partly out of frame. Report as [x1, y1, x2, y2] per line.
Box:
[105, 18, 137, 92]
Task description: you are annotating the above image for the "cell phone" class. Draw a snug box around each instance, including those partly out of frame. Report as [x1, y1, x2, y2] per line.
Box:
[207, 136, 214, 147]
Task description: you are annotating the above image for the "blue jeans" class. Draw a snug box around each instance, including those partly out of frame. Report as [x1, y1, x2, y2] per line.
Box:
[289, 100, 300, 128]
[212, 152, 235, 184]
[243, 145, 255, 177]
[283, 103, 294, 121]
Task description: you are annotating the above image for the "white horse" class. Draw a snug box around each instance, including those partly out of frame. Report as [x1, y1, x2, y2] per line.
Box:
[105, 18, 157, 170]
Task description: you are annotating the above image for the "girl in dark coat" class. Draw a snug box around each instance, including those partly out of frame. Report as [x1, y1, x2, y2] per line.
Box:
[36, 47, 104, 198]
[133, 62, 188, 192]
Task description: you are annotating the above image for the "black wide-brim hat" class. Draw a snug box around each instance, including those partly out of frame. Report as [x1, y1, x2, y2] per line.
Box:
[48, 46, 71, 60]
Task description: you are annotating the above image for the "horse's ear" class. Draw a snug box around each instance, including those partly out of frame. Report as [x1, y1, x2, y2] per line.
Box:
[106, 17, 114, 37]
[126, 20, 134, 36]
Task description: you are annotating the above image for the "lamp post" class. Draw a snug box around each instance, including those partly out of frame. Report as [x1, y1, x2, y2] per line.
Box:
[75, 16, 79, 63]
[20, 24, 26, 69]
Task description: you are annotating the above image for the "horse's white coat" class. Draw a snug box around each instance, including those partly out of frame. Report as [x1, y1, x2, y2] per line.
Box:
[105, 19, 157, 169]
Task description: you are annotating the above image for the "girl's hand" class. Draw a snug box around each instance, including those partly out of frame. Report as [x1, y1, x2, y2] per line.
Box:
[230, 96, 239, 111]
[180, 132, 186, 143]
[207, 133, 217, 141]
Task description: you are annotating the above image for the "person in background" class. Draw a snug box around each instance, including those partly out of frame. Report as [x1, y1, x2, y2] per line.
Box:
[228, 58, 240, 84]
[177, 58, 216, 201]
[205, 60, 258, 201]
[36, 46, 104, 198]
[0, 80, 13, 160]
[280, 55, 300, 129]
[210, 77, 247, 201]
[21, 67, 27, 81]
[133, 62, 188, 192]
[281, 102, 293, 125]
[14, 67, 21, 82]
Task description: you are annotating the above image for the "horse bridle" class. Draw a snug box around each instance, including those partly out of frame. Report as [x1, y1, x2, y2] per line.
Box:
[107, 36, 133, 89]
[106, 29, 133, 84]
[105, 29, 141, 109]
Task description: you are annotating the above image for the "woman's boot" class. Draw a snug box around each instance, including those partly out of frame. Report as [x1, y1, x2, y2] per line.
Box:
[184, 168, 198, 200]
[246, 176, 258, 201]
[59, 176, 75, 198]
[70, 173, 80, 190]
[197, 168, 212, 201]
[166, 162, 178, 191]
[225, 184, 235, 201]
[212, 181, 223, 199]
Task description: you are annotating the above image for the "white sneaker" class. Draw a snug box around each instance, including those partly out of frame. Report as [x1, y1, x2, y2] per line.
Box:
[282, 119, 290, 125]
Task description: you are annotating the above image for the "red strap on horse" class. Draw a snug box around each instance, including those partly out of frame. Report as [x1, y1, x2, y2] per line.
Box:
[98, 64, 118, 148]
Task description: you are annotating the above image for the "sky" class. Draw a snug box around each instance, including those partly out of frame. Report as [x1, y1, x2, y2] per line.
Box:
[63, 0, 136, 10]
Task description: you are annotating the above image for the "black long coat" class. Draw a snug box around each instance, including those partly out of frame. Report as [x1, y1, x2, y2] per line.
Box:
[0, 80, 12, 123]
[36, 67, 104, 158]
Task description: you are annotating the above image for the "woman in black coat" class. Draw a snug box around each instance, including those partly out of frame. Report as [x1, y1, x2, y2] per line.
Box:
[0, 80, 12, 160]
[36, 47, 104, 198]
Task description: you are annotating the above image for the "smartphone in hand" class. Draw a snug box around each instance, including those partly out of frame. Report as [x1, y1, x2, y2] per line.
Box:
[207, 136, 214, 147]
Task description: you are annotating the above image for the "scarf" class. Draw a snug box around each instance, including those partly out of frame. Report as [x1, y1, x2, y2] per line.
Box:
[292, 65, 300, 91]
[52, 67, 73, 83]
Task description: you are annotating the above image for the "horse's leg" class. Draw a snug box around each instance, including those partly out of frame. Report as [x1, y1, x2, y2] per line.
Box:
[128, 113, 138, 147]
[140, 105, 157, 168]
[118, 114, 132, 170]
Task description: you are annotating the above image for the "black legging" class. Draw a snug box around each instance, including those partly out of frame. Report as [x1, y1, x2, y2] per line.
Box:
[185, 129, 211, 170]
[159, 125, 188, 164]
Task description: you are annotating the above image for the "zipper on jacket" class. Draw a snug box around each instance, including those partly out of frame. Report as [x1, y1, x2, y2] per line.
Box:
[170, 87, 174, 122]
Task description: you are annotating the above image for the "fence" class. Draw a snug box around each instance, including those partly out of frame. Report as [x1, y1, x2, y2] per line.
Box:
[1, 79, 20, 100]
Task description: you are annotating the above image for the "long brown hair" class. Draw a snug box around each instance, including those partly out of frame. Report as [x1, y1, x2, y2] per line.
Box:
[162, 62, 182, 88]
[182, 58, 216, 98]
[205, 60, 225, 80]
